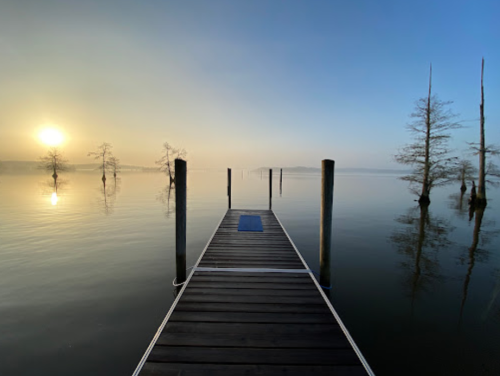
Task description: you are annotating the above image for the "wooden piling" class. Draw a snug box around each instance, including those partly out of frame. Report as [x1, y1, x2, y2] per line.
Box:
[269, 169, 273, 210]
[227, 168, 232, 209]
[320, 159, 334, 289]
[280, 168, 283, 196]
[175, 159, 187, 285]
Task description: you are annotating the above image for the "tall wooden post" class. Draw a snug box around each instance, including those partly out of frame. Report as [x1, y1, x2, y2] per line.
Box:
[269, 169, 273, 210]
[280, 168, 283, 196]
[175, 159, 187, 285]
[227, 168, 232, 209]
[320, 159, 334, 288]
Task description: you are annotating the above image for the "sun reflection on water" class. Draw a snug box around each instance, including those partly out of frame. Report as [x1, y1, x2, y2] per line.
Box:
[51, 192, 58, 206]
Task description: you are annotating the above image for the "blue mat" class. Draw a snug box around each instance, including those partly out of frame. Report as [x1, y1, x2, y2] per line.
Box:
[238, 215, 264, 232]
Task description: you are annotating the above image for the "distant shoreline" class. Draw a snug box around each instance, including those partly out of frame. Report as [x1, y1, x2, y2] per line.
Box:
[252, 166, 410, 175]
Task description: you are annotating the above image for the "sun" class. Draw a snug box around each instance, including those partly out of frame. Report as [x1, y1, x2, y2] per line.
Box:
[39, 128, 64, 147]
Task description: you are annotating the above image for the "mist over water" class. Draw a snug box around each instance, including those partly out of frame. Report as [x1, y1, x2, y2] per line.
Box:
[0, 170, 499, 375]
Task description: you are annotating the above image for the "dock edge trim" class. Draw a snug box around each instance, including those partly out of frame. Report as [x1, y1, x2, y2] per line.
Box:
[273, 210, 376, 376]
[131, 211, 227, 376]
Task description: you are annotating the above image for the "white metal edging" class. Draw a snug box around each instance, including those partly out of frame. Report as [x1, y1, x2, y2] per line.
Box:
[272, 210, 376, 376]
[131, 211, 228, 376]
[194, 267, 311, 273]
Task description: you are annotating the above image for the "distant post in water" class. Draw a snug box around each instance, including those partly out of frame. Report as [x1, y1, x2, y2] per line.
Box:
[175, 158, 187, 285]
[227, 168, 232, 209]
[280, 168, 283, 196]
[269, 169, 273, 210]
[320, 159, 335, 289]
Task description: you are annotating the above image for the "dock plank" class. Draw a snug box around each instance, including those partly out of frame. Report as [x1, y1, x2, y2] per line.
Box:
[148, 346, 362, 365]
[140, 363, 368, 376]
[157, 331, 351, 348]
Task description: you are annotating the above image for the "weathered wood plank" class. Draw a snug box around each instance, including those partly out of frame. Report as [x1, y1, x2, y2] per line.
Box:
[175, 302, 329, 314]
[192, 271, 310, 278]
[198, 261, 305, 268]
[206, 248, 298, 253]
[179, 293, 324, 304]
[184, 287, 317, 296]
[169, 311, 337, 324]
[198, 259, 303, 264]
[187, 281, 314, 290]
[140, 363, 368, 376]
[162, 322, 341, 335]
[157, 331, 351, 348]
[205, 251, 298, 256]
[148, 346, 362, 365]
[202, 254, 301, 261]
[189, 275, 313, 284]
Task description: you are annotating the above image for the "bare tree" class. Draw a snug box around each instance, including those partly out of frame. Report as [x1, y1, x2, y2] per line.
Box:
[469, 59, 499, 207]
[455, 159, 477, 192]
[38, 147, 68, 179]
[395, 65, 460, 205]
[107, 156, 121, 178]
[88, 142, 113, 182]
[155, 142, 187, 185]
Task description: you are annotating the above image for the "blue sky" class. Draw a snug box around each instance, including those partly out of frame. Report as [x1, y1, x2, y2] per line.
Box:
[0, 0, 499, 168]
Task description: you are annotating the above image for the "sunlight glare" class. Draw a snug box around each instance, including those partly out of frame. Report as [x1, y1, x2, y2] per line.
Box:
[39, 128, 64, 147]
[51, 192, 58, 206]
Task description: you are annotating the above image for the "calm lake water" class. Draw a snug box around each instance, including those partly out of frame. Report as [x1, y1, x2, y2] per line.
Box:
[1, 169, 499, 375]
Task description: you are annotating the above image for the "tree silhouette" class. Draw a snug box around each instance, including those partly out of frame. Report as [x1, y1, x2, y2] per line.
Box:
[156, 142, 186, 185]
[395, 65, 460, 205]
[107, 156, 121, 178]
[88, 142, 113, 182]
[454, 159, 477, 192]
[38, 147, 68, 180]
[469, 59, 500, 207]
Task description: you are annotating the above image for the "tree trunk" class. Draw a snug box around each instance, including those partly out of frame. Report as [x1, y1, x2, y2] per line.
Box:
[419, 65, 432, 206]
[476, 58, 487, 207]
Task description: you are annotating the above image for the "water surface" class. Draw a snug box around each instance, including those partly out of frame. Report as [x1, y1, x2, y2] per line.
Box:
[0, 170, 499, 375]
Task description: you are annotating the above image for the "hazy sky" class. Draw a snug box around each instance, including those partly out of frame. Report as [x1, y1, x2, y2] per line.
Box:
[0, 0, 499, 169]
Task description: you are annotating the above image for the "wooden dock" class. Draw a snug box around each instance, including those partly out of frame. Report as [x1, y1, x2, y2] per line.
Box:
[133, 209, 374, 376]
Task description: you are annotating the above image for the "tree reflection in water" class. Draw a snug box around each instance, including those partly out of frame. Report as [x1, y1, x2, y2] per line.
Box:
[448, 190, 468, 219]
[391, 205, 453, 312]
[156, 182, 175, 218]
[459, 205, 500, 325]
[97, 177, 120, 215]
